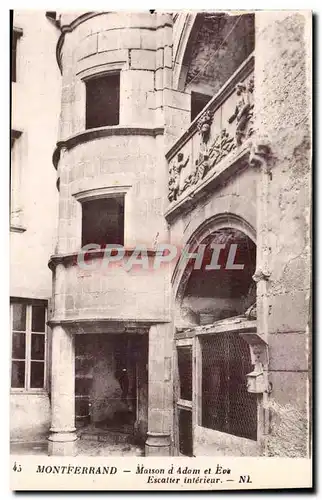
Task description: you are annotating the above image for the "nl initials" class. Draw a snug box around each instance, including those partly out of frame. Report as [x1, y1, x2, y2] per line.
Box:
[239, 475, 252, 483]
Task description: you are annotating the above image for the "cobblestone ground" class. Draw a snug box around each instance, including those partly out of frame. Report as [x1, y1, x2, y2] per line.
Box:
[11, 441, 144, 457]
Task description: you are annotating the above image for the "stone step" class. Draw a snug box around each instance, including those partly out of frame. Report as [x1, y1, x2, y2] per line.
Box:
[79, 429, 132, 444]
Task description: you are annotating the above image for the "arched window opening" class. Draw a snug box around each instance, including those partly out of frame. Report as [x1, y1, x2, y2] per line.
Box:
[175, 225, 258, 454]
[184, 13, 255, 97]
[180, 228, 256, 327]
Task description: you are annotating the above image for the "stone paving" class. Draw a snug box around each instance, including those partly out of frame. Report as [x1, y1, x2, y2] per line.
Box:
[11, 440, 144, 457]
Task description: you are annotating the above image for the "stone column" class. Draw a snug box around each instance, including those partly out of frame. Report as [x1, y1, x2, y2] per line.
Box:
[48, 325, 77, 456]
[145, 323, 173, 456]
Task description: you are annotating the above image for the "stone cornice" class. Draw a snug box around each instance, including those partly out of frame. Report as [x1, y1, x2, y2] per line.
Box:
[52, 126, 164, 169]
[175, 317, 257, 338]
[72, 184, 132, 202]
[13, 26, 23, 38]
[165, 140, 252, 223]
[48, 247, 166, 270]
[11, 129, 22, 142]
[10, 224, 26, 233]
[47, 317, 170, 334]
[56, 12, 104, 73]
[56, 11, 173, 73]
[166, 52, 254, 162]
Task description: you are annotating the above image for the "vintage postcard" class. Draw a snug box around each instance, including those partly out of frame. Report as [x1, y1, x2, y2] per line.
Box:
[10, 9, 312, 491]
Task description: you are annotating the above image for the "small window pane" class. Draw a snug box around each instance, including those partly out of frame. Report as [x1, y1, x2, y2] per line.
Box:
[201, 333, 257, 441]
[177, 346, 192, 401]
[86, 73, 120, 129]
[31, 334, 45, 360]
[82, 196, 124, 247]
[12, 331, 26, 359]
[12, 33, 17, 83]
[31, 304, 46, 332]
[191, 91, 212, 122]
[179, 408, 193, 456]
[11, 360, 25, 388]
[12, 303, 26, 331]
[202, 335, 227, 433]
[30, 361, 44, 388]
[228, 335, 257, 441]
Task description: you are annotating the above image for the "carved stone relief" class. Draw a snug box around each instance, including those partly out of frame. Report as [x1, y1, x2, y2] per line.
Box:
[197, 110, 213, 144]
[228, 78, 254, 145]
[168, 76, 255, 203]
[168, 152, 190, 202]
[249, 140, 271, 169]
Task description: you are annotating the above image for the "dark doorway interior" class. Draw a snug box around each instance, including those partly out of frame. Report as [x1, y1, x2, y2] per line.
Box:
[75, 333, 148, 443]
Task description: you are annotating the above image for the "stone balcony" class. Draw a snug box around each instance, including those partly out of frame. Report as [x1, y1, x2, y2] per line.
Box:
[165, 53, 255, 223]
[49, 248, 171, 330]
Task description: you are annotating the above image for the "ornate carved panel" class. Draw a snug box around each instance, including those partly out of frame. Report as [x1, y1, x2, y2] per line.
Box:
[167, 56, 255, 203]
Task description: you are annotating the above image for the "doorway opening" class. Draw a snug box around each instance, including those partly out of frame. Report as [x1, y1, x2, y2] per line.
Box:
[175, 226, 258, 455]
[75, 333, 148, 444]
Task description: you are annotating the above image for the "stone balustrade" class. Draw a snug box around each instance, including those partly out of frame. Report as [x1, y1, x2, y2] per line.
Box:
[166, 53, 254, 216]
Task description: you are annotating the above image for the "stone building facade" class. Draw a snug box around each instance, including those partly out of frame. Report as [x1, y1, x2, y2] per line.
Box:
[10, 10, 60, 442]
[10, 10, 311, 457]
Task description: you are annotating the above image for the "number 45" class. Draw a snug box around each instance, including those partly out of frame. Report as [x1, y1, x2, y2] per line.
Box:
[13, 462, 22, 472]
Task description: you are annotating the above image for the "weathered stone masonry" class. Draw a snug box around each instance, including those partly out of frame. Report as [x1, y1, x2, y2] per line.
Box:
[44, 11, 311, 456]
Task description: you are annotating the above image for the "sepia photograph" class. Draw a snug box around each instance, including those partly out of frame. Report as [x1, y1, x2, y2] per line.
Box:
[9, 8, 312, 490]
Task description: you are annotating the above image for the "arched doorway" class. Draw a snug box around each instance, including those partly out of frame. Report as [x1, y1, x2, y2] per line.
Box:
[173, 221, 261, 456]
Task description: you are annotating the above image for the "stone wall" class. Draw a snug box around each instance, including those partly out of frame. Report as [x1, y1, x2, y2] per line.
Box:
[254, 11, 311, 456]
[11, 11, 60, 299]
[57, 135, 169, 253]
[167, 10, 311, 457]
[50, 12, 177, 455]
[53, 12, 176, 324]
[10, 11, 60, 443]
[169, 164, 257, 252]
[56, 260, 170, 322]
[10, 393, 51, 442]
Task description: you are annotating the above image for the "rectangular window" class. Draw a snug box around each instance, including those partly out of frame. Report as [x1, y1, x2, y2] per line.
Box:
[10, 129, 24, 230]
[11, 300, 47, 391]
[191, 91, 212, 122]
[85, 73, 120, 129]
[12, 32, 17, 82]
[81, 196, 125, 247]
[176, 340, 193, 456]
[179, 408, 193, 456]
[201, 333, 257, 441]
[177, 346, 192, 401]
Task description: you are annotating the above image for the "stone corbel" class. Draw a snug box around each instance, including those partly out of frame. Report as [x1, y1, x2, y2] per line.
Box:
[239, 332, 269, 394]
[252, 267, 271, 283]
[249, 140, 272, 170]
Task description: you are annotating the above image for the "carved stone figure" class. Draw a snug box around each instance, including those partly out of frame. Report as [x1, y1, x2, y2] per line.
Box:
[169, 81, 256, 202]
[177, 127, 237, 200]
[168, 152, 190, 202]
[248, 77, 254, 94]
[246, 78, 254, 137]
[252, 267, 271, 282]
[249, 141, 271, 169]
[208, 128, 236, 168]
[228, 80, 254, 145]
[197, 110, 213, 144]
